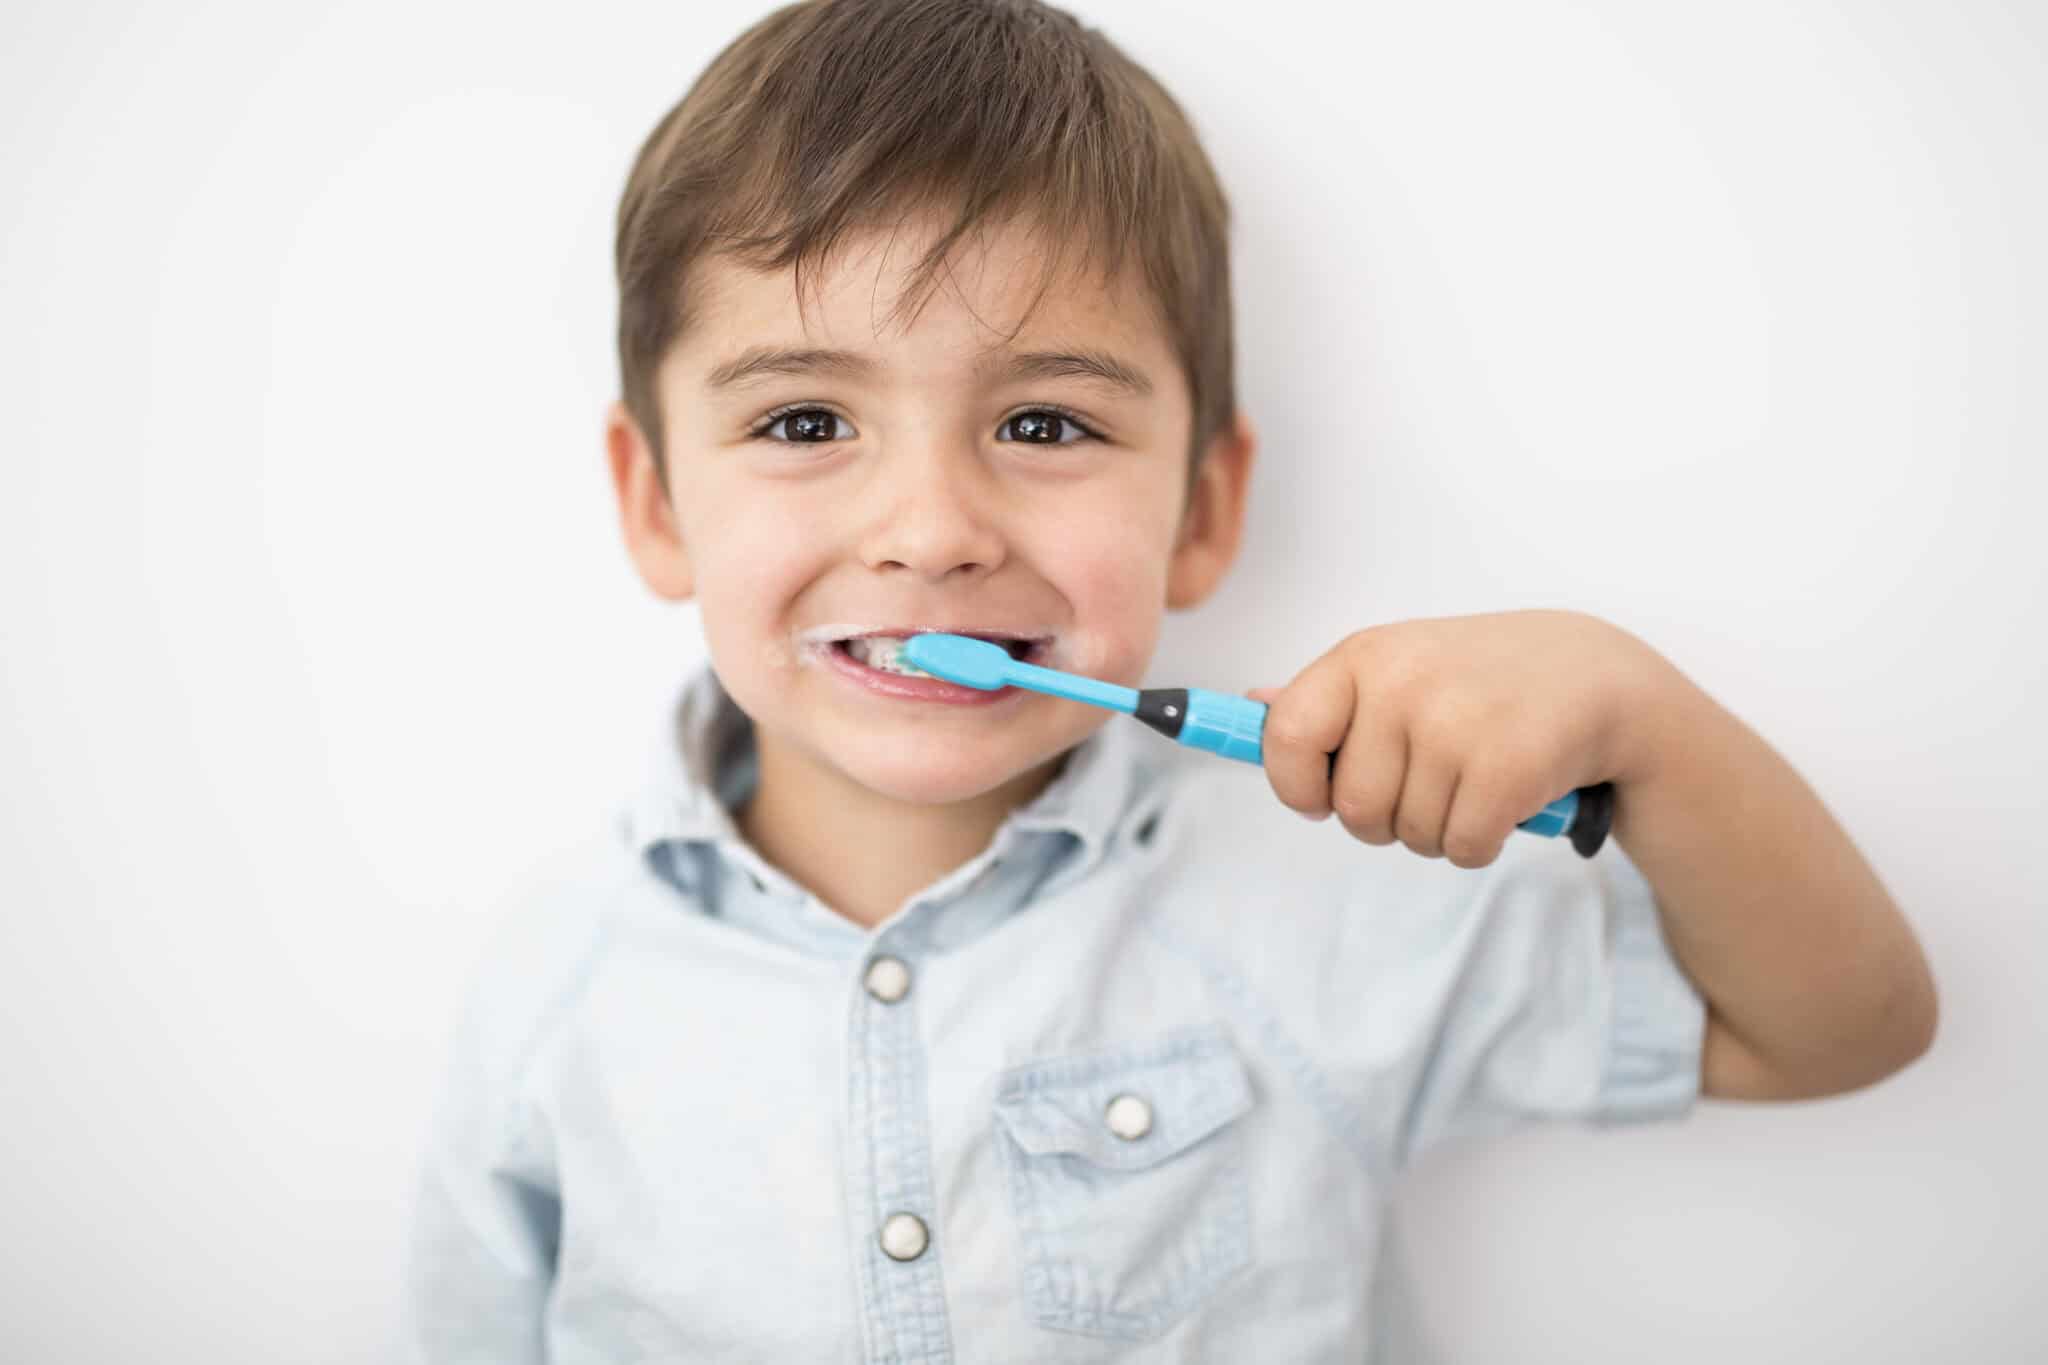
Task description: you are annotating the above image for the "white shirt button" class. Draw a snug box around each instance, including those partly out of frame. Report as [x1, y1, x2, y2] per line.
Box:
[863, 955, 911, 1004]
[1105, 1092, 1154, 1141]
[879, 1211, 929, 1261]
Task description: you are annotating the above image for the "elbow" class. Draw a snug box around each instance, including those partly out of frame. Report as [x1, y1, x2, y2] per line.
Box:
[1769, 946, 1939, 1102]
[1820, 944, 1940, 1098]
[1707, 926, 1940, 1104]
[1888, 948, 1939, 1073]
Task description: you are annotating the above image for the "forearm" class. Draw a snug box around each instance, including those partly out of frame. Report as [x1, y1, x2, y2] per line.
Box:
[1607, 656, 1938, 1096]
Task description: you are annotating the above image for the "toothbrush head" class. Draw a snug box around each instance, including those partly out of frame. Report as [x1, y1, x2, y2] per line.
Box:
[899, 633, 1015, 690]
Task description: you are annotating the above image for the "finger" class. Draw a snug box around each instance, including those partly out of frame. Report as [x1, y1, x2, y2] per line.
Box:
[1258, 663, 1355, 819]
[1247, 686, 1318, 774]
[1441, 746, 1548, 869]
[1389, 742, 1460, 859]
[1327, 707, 1407, 846]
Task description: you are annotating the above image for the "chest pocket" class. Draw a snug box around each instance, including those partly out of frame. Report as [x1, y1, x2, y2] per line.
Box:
[991, 1023, 1255, 1342]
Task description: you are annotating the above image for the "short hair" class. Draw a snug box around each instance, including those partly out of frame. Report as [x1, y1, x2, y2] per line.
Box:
[613, 0, 1235, 495]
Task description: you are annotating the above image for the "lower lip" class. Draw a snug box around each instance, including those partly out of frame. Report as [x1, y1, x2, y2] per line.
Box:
[819, 639, 1034, 706]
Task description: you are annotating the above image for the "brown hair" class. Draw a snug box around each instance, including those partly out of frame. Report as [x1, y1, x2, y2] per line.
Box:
[613, 0, 1235, 496]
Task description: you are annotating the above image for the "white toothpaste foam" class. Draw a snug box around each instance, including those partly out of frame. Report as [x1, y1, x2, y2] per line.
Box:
[845, 636, 937, 678]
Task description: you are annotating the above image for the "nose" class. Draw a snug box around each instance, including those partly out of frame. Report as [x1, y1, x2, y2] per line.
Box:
[856, 438, 1008, 583]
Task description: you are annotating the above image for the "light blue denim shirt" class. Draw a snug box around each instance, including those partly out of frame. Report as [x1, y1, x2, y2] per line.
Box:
[404, 662, 1705, 1363]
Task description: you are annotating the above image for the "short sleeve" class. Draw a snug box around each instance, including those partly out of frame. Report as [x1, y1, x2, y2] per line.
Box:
[401, 954, 562, 1365]
[400, 845, 618, 1363]
[1368, 834, 1707, 1173]
[1589, 835, 1709, 1125]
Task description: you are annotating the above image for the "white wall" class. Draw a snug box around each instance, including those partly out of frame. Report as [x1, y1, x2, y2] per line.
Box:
[2, 1, 2040, 1359]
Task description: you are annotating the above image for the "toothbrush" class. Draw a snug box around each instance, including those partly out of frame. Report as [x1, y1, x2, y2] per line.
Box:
[898, 632, 1615, 857]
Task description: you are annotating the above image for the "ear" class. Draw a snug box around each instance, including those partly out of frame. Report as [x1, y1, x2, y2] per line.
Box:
[1165, 408, 1256, 610]
[604, 399, 695, 601]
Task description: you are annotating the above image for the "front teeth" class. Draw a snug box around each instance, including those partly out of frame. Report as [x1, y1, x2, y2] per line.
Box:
[846, 636, 937, 677]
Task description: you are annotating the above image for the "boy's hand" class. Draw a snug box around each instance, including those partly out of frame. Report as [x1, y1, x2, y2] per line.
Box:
[1246, 609, 1673, 868]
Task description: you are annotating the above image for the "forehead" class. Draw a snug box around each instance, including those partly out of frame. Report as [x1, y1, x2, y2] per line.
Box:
[671, 215, 1175, 379]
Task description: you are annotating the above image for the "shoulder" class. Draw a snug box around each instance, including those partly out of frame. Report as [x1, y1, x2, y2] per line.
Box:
[440, 819, 644, 1089]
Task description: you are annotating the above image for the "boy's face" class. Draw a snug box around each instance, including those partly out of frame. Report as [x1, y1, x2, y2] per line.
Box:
[607, 213, 1254, 809]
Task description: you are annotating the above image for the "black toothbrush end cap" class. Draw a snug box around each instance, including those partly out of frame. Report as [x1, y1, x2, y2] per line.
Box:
[1569, 781, 1616, 858]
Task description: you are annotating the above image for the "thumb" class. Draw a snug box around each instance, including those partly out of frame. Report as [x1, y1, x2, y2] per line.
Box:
[1244, 686, 1282, 704]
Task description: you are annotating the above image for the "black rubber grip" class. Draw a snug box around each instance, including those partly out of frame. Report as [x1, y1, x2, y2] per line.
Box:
[1134, 688, 1190, 740]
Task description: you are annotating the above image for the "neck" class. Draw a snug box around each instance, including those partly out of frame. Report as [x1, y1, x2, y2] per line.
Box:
[737, 730, 1070, 930]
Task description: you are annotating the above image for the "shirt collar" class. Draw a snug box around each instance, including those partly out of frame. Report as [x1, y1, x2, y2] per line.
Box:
[617, 660, 1170, 905]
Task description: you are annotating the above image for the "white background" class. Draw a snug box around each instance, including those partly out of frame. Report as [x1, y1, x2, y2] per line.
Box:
[3, 1, 2043, 1360]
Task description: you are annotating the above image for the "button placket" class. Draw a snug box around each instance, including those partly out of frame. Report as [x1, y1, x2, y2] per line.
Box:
[845, 940, 952, 1361]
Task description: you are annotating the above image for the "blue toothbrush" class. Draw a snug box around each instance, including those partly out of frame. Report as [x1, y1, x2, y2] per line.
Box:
[899, 632, 1615, 857]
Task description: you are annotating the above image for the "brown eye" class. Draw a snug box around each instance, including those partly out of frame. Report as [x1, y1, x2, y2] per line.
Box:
[998, 410, 1089, 444]
[766, 408, 851, 442]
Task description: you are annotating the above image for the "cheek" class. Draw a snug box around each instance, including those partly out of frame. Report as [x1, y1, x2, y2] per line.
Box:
[679, 484, 835, 677]
[1059, 545, 1164, 611]
[1037, 474, 1180, 599]
[1027, 494, 1176, 675]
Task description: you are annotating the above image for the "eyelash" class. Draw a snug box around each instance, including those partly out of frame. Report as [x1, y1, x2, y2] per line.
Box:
[748, 403, 1104, 445]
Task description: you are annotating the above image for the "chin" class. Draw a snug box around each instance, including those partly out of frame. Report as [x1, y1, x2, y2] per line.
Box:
[836, 734, 1056, 807]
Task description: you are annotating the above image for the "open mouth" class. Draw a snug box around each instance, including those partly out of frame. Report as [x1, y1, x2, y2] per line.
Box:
[830, 632, 1045, 678]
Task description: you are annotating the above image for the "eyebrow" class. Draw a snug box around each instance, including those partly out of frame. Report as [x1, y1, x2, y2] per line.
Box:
[1000, 349, 1154, 397]
[702, 345, 1154, 397]
[704, 347, 876, 389]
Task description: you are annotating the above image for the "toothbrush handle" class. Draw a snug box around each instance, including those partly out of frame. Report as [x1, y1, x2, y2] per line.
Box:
[1137, 687, 1616, 858]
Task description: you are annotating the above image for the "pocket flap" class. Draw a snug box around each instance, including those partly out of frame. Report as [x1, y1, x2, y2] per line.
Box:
[992, 1025, 1253, 1172]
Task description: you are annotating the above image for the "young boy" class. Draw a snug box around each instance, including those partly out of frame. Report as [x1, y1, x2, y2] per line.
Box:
[404, 0, 1937, 1359]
